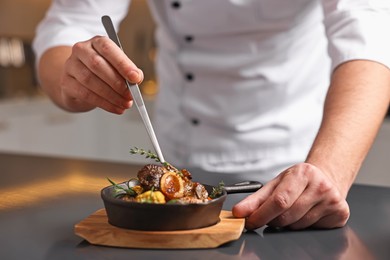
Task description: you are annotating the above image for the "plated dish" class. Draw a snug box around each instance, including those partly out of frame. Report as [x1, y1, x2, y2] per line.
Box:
[101, 148, 262, 231]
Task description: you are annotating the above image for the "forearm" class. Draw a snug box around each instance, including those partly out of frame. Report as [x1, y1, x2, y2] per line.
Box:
[306, 60, 390, 196]
[38, 46, 95, 112]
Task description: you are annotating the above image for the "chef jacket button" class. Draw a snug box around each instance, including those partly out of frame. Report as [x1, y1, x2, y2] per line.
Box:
[184, 35, 193, 42]
[191, 118, 200, 125]
[185, 73, 194, 81]
[171, 1, 181, 9]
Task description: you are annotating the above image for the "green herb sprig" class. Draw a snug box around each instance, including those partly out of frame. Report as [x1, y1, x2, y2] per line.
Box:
[107, 177, 137, 198]
[129, 147, 170, 167]
[209, 181, 225, 199]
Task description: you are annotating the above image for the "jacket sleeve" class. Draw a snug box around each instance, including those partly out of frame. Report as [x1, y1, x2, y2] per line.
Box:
[321, 0, 390, 71]
[32, 0, 131, 63]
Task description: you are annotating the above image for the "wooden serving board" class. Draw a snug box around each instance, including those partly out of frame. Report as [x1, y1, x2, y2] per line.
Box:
[74, 209, 245, 249]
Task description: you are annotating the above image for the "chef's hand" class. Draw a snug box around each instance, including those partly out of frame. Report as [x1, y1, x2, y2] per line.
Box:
[60, 36, 143, 114]
[232, 163, 350, 230]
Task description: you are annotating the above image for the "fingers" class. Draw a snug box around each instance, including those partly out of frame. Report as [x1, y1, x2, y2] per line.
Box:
[282, 175, 349, 230]
[62, 36, 145, 114]
[90, 36, 144, 85]
[61, 70, 130, 114]
[234, 163, 350, 230]
[265, 165, 324, 228]
[241, 166, 310, 230]
[310, 205, 350, 229]
[73, 37, 134, 97]
[68, 56, 131, 103]
[285, 199, 349, 230]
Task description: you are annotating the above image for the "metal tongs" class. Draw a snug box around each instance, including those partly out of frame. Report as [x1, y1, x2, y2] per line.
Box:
[101, 15, 165, 163]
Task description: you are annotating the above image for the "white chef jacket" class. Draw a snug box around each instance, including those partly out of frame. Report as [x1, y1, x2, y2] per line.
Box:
[33, 0, 390, 182]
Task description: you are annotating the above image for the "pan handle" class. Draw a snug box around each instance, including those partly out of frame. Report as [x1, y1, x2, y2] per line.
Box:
[224, 181, 263, 194]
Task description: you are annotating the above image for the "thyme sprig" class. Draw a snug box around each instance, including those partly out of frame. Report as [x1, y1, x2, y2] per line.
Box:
[107, 177, 137, 198]
[209, 181, 225, 199]
[129, 147, 170, 167]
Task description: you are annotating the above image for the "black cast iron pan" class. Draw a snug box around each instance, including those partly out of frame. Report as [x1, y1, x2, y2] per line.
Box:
[101, 181, 263, 231]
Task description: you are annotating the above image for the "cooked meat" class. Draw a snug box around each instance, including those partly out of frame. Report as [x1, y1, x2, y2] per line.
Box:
[183, 181, 195, 197]
[137, 164, 166, 190]
[165, 163, 179, 173]
[182, 181, 208, 200]
[181, 168, 193, 181]
[194, 183, 208, 200]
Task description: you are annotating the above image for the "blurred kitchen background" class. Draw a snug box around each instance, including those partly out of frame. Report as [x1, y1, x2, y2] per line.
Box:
[0, 0, 389, 186]
[0, 0, 157, 166]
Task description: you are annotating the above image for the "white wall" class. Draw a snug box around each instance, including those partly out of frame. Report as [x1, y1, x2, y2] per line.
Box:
[355, 119, 390, 187]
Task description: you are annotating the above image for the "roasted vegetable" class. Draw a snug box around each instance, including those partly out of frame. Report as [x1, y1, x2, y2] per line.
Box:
[136, 190, 166, 203]
[160, 171, 185, 200]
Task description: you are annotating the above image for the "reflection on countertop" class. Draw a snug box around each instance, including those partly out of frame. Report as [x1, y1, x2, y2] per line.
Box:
[0, 173, 110, 211]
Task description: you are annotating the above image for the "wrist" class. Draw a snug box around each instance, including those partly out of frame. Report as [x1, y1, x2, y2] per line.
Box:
[305, 153, 356, 198]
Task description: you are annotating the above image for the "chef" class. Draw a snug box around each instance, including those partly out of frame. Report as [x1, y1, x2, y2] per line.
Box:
[33, 0, 390, 230]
